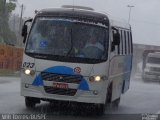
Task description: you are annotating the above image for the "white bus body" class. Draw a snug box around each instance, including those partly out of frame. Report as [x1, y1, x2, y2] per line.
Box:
[21, 6, 133, 114]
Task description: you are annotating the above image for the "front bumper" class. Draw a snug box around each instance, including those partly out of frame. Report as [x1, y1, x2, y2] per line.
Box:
[21, 83, 106, 104]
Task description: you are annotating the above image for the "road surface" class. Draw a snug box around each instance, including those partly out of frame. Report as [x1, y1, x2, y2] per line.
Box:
[0, 76, 160, 120]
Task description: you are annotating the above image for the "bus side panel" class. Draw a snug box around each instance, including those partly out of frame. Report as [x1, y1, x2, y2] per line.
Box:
[109, 55, 132, 101]
[21, 54, 36, 96]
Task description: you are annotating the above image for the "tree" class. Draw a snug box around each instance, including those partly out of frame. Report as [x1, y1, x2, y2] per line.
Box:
[7, 1, 16, 13]
[0, 0, 16, 45]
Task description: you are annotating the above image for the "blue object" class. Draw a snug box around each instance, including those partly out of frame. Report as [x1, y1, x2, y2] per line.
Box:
[32, 66, 89, 91]
[78, 79, 89, 90]
[39, 40, 48, 48]
[32, 75, 44, 86]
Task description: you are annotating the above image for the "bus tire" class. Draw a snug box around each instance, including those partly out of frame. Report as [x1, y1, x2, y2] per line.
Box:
[25, 97, 39, 108]
[106, 83, 112, 105]
[96, 104, 105, 116]
[112, 97, 120, 108]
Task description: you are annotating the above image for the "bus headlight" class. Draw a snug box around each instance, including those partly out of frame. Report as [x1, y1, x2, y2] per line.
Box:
[25, 69, 30, 75]
[95, 76, 101, 82]
[89, 75, 107, 82]
[24, 69, 35, 76]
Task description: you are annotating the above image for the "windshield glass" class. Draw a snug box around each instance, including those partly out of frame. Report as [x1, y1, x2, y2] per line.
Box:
[147, 57, 160, 64]
[26, 17, 108, 63]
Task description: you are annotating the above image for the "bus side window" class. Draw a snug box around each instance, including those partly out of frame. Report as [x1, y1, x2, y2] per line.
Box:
[122, 31, 125, 55]
[130, 32, 133, 54]
[125, 31, 129, 55]
[120, 30, 124, 55]
[117, 29, 120, 55]
[124, 31, 127, 54]
[118, 29, 125, 55]
[127, 31, 131, 54]
[111, 27, 120, 52]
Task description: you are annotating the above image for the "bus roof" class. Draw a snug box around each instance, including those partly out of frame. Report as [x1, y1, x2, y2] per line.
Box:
[110, 19, 131, 29]
[37, 7, 108, 21]
[61, 5, 94, 11]
[36, 6, 130, 29]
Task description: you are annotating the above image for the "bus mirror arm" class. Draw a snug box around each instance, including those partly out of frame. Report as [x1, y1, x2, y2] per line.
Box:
[22, 19, 33, 44]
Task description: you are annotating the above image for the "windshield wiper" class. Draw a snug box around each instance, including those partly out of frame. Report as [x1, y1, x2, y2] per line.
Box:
[66, 28, 73, 56]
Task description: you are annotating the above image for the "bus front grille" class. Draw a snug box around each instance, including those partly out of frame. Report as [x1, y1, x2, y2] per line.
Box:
[41, 72, 82, 84]
[44, 86, 77, 96]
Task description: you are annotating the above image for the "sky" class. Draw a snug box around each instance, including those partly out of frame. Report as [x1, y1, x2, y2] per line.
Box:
[13, 0, 160, 46]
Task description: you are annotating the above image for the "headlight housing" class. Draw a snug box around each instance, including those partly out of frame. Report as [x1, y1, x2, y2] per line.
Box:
[89, 75, 107, 82]
[24, 69, 35, 76]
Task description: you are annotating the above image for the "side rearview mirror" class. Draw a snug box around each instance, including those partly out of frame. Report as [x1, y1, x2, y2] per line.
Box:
[22, 24, 27, 37]
[22, 19, 33, 44]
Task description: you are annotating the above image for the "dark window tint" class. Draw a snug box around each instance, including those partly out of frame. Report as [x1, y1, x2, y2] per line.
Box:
[130, 32, 133, 54]
[124, 31, 127, 54]
[120, 30, 123, 55]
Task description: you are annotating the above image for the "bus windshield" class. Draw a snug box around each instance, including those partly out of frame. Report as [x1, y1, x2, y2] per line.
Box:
[26, 17, 109, 63]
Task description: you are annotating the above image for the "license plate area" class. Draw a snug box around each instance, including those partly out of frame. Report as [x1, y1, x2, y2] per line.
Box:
[53, 83, 68, 89]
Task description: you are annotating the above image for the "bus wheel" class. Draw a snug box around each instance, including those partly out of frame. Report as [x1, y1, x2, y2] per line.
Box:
[112, 97, 120, 108]
[25, 97, 39, 108]
[96, 104, 105, 116]
[106, 83, 112, 107]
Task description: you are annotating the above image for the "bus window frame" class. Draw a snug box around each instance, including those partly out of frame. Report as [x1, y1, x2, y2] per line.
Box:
[24, 16, 110, 64]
